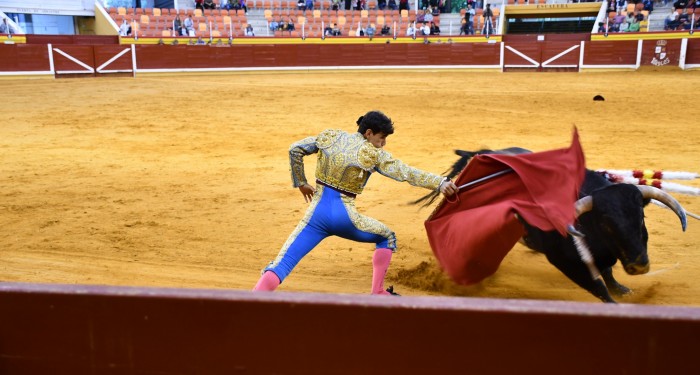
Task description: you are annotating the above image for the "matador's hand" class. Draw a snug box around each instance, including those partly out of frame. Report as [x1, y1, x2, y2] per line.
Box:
[299, 183, 316, 203]
[440, 180, 458, 197]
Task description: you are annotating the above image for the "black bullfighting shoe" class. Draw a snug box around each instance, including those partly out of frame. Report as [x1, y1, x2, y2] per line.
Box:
[386, 286, 401, 296]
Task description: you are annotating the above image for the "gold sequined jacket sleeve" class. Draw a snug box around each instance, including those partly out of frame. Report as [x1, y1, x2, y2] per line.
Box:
[289, 135, 319, 188]
[375, 150, 443, 190]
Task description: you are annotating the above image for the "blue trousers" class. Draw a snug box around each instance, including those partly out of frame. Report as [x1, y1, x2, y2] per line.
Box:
[264, 185, 396, 283]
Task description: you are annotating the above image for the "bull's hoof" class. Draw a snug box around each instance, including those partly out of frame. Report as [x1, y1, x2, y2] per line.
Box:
[609, 283, 632, 296]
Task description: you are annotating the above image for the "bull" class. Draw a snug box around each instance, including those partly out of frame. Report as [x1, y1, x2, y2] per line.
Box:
[417, 147, 687, 303]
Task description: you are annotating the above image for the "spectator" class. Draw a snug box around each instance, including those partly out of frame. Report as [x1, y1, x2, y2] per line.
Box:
[298, 0, 306, 10]
[222, 0, 233, 10]
[399, 0, 409, 12]
[429, 21, 440, 35]
[424, 9, 434, 23]
[332, 23, 341, 36]
[388, 0, 398, 10]
[665, 11, 680, 30]
[118, 19, 130, 36]
[616, 0, 627, 13]
[203, 0, 216, 9]
[356, 0, 367, 10]
[325, 24, 333, 36]
[380, 24, 390, 35]
[306, 0, 315, 11]
[482, 4, 494, 35]
[642, 0, 653, 12]
[627, 16, 640, 31]
[416, 10, 425, 23]
[406, 22, 416, 37]
[195, 0, 204, 11]
[366, 23, 376, 40]
[184, 15, 195, 36]
[240, 0, 248, 13]
[270, 17, 279, 31]
[679, 8, 691, 29]
[355, 25, 365, 36]
[245, 23, 255, 36]
[378, 0, 387, 10]
[332, 0, 342, 10]
[420, 21, 430, 36]
[173, 15, 183, 36]
[287, 17, 296, 31]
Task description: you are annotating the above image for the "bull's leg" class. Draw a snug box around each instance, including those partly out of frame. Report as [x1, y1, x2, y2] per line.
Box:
[601, 267, 631, 296]
[545, 251, 617, 303]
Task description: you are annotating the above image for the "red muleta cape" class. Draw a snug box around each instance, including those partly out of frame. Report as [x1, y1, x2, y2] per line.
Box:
[424, 129, 586, 285]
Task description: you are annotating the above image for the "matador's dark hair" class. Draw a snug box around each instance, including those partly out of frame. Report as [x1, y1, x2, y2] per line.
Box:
[356, 110, 395, 136]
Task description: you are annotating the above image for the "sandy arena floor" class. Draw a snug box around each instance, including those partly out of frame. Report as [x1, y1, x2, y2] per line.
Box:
[1, 68, 699, 305]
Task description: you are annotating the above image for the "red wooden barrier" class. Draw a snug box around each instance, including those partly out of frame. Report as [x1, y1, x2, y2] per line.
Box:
[1, 282, 699, 374]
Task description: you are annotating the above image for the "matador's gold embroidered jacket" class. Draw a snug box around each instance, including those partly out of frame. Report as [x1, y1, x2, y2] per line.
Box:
[289, 129, 443, 196]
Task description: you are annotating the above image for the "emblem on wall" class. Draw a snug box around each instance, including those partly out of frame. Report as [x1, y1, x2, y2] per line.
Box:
[651, 40, 670, 66]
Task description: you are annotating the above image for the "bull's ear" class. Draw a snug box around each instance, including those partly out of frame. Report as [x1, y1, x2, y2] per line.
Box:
[641, 198, 652, 207]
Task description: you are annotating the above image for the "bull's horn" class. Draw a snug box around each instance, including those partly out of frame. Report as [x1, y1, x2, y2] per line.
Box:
[574, 196, 593, 218]
[637, 185, 688, 232]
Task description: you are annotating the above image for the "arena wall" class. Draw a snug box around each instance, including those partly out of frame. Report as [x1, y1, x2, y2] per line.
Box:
[1, 32, 699, 77]
[1, 282, 699, 374]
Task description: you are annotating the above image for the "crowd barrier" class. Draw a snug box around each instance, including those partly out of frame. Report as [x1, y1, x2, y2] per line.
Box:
[0, 32, 699, 78]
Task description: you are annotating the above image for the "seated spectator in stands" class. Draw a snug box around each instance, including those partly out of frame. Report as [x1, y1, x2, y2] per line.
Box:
[355, 25, 365, 36]
[429, 21, 440, 35]
[642, 0, 653, 12]
[119, 19, 130, 36]
[279, 19, 289, 31]
[173, 15, 183, 36]
[406, 23, 416, 37]
[417, 11, 425, 23]
[195, 0, 204, 11]
[356, 0, 367, 10]
[380, 24, 390, 35]
[679, 8, 691, 29]
[245, 24, 255, 36]
[626, 16, 641, 32]
[366, 23, 376, 40]
[616, 0, 627, 13]
[222, 0, 233, 10]
[287, 17, 296, 31]
[306, 0, 315, 10]
[378, 0, 387, 10]
[324, 24, 333, 36]
[665, 11, 680, 29]
[298, 0, 307, 10]
[613, 12, 626, 26]
[240, 0, 248, 13]
[424, 9, 434, 23]
[333, 0, 342, 10]
[184, 15, 195, 36]
[203, 0, 216, 9]
[388, 0, 398, 10]
[420, 21, 430, 35]
[270, 18, 280, 31]
[618, 17, 629, 32]
[399, 0, 409, 12]
[332, 23, 341, 36]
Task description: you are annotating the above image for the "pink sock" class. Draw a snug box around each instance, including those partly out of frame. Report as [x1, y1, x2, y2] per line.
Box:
[371, 248, 393, 295]
[253, 271, 281, 292]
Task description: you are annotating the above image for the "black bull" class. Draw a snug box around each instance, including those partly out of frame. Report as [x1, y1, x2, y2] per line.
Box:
[416, 147, 688, 303]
